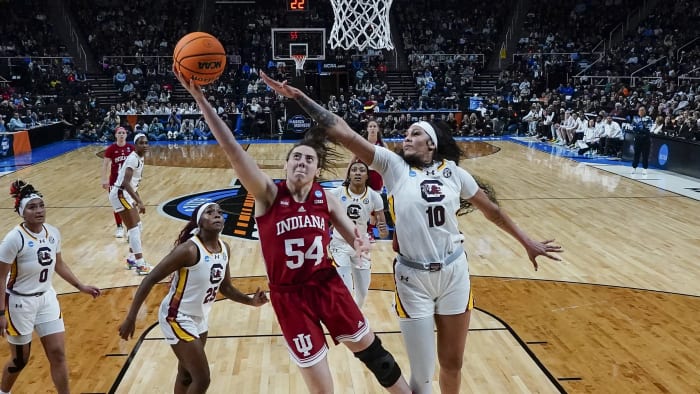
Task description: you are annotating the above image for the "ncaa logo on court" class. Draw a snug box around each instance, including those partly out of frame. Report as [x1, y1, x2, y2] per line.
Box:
[159, 179, 346, 240]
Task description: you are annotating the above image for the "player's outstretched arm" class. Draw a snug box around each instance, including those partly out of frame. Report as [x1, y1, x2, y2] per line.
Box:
[260, 71, 377, 165]
[173, 67, 277, 209]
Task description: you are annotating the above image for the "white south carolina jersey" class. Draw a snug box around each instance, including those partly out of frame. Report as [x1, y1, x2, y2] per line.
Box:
[160, 236, 228, 318]
[330, 185, 384, 241]
[372, 146, 479, 263]
[0, 223, 61, 295]
[114, 151, 144, 191]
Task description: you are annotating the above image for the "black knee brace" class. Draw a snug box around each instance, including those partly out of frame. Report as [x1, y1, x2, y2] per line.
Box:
[8, 344, 28, 373]
[354, 336, 402, 388]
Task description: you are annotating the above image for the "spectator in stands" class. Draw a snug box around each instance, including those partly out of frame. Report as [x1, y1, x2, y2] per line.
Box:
[600, 114, 623, 157]
[179, 119, 194, 140]
[577, 118, 602, 156]
[651, 116, 665, 135]
[114, 68, 127, 88]
[557, 110, 575, 145]
[193, 117, 212, 140]
[522, 103, 542, 136]
[147, 117, 167, 141]
[8, 113, 27, 132]
[165, 117, 181, 140]
[677, 113, 697, 140]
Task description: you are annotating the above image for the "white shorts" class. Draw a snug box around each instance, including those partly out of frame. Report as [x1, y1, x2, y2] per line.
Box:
[109, 187, 135, 213]
[393, 253, 473, 320]
[5, 288, 64, 345]
[158, 303, 208, 345]
[329, 238, 371, 270]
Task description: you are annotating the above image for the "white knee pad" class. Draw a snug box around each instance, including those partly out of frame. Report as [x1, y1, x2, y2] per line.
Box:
[127, 225, 143, 255]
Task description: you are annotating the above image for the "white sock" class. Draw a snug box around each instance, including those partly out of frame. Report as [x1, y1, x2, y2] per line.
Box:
[1, 389, 12, 394]
[135, 258, 145, 267]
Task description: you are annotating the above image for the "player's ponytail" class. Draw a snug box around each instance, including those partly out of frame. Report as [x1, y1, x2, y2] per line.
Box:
[174, 206, 201, 247]
[10, 180, 42, 214]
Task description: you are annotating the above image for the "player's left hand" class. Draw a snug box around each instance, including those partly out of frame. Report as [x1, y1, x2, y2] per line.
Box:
[172, 65, 206, 101]
[249, 287, 269, 307]
[353, 227, 370, 257]
[525, 239, 563, 271]
[79, 284, 101, 298]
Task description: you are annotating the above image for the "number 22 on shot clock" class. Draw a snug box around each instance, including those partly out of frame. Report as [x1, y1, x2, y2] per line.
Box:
[287, 0, 308, 11]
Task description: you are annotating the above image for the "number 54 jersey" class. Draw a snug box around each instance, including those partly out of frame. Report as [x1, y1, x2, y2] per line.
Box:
[0, 224, 61, 295]
[255, 181, 332, 286]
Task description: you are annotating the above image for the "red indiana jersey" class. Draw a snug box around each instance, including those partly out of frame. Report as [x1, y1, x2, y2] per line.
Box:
[255, 181, 333, 286]
[104, 143, 135, 185]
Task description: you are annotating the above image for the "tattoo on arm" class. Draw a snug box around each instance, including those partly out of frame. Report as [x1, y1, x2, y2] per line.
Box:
[298, 95, 337, 128]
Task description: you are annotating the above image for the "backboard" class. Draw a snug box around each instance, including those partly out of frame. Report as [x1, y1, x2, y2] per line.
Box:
[271, 28, 326, 61]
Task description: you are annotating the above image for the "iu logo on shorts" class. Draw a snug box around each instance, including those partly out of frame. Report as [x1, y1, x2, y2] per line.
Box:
[293, 333, 313, 356]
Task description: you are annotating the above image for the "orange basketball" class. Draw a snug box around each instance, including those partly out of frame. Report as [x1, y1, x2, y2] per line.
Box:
[173, 32, 226, 86]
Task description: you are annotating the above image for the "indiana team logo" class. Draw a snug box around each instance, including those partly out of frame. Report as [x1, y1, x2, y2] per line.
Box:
[293, 333, 313, 356]
[160, 179, 395, 240]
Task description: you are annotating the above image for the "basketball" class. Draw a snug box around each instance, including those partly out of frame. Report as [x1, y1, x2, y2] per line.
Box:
[173, 32, 226, 86]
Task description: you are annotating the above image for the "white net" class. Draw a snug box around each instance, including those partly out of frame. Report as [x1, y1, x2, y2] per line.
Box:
[292, 54, 307, 70]
[329, 0, 394, 51]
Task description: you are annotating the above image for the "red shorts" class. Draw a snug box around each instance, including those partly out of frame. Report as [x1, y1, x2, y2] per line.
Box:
[269, 269, 369, 367]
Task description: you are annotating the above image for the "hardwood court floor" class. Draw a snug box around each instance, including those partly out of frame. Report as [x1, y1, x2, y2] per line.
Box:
[0, 140, 698, 393]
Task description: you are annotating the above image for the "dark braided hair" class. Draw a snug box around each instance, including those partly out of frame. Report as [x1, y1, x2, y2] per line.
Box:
[287, 126, 343, 180]
[457, 176, 499, 216]
[10, 180, 42, 214]
[174, 203, 212, 247]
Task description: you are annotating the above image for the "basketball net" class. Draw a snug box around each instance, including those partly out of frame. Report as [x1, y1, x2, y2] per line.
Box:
[292, 54, 306, 77]
[329, 0, 394, 51]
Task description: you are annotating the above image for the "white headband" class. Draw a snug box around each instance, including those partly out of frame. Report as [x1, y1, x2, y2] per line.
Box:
[18, 193, 43, 216]
[414, 121, 437, 148]
[190, 202, 218, 235]
[133, 133, 147, 144]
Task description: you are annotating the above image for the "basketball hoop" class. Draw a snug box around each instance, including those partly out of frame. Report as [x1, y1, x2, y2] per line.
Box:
[329, 0, 394, 51]
[292, 54, 307, 76]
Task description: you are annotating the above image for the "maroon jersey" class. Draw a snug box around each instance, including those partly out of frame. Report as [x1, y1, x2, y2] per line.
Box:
[255, 181, 333, 286]
[257, 181, 369, 366]
[104, 143, 135, 185]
